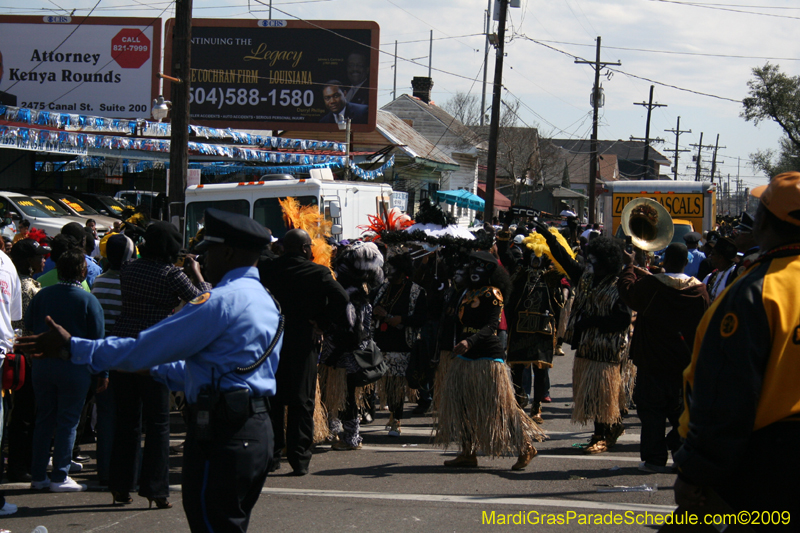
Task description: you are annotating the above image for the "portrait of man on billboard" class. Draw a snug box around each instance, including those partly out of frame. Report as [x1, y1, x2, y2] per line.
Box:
[0, 51, 18, 106]
[344, 51, 369, 106]
[319, 80, 368, 124]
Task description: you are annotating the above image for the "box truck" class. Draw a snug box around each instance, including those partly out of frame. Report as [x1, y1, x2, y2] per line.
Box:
[183, 175, 393, 245]
[600, 180, 716, 237]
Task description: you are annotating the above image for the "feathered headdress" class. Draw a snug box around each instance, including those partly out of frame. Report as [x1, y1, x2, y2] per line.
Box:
[279, 197, 333, 269]
[358, 207, 414, 241]
[522, 227, 576, 275]
[334, 241, 384, 290]
[27, 228, 49, 247]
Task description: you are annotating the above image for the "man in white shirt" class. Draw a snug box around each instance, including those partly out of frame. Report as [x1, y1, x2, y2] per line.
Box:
[0, 250, 21, 516]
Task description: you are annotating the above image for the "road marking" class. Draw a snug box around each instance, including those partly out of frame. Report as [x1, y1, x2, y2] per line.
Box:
[327, 444, 658, 464]
[361, 426, 640, 442]
[258, 487, 676, 514]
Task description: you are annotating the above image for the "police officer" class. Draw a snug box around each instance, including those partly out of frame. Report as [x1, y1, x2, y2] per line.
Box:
[15, 209, 282, 533]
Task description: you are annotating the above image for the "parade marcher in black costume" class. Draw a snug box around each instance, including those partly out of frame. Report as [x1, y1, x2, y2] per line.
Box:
[436, 252, 544, 469]
[534, 223, 632, 454]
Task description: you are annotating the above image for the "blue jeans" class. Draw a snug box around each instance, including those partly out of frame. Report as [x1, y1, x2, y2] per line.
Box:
[31, 359, 91, 483]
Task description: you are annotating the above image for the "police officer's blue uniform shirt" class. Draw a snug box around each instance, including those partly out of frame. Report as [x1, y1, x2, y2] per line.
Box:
[685, 248, 706, 278]
[69, 266, 281, 403]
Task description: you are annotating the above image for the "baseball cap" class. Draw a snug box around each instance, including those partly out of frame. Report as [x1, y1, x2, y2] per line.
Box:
[10, 238, 51, 261]
[750, 171, 800, 226]
[513, 234, 525, 244]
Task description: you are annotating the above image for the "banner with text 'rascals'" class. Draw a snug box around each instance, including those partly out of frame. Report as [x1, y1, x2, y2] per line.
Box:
[0, 16, 160, 117]
[164, 19, 379, 132]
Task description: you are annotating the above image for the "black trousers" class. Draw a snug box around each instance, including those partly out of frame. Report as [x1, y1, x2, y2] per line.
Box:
[7, 370, 36, 476]
[109, 371, 171, 498]
[632, 370, 682, 466]
[269, 397, 313, 474]
[183, 412, 272, 533]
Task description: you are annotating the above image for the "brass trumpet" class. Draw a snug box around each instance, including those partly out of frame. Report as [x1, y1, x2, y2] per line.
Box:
[620, 197, 674, 252]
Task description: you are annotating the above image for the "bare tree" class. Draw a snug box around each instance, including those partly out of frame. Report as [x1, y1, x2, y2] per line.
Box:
[441, 92, 483, 126]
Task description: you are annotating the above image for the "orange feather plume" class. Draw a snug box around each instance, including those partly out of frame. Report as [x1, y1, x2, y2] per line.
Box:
[278, 197, 333, 269]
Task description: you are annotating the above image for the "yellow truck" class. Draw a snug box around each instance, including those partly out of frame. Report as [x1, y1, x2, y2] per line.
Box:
[600, 180, 716, 237]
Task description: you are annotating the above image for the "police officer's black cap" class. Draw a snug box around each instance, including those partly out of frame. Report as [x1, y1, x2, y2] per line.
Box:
[735, 212, 754, 232]
[683, 231, 702, 244]
[194, 208, 270, 252]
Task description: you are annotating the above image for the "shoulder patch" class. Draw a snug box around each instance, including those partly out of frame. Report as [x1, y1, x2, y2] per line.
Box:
[492, 287, 504, 303]
[190, 292, 211, 305]
[720, 312, 738, 338]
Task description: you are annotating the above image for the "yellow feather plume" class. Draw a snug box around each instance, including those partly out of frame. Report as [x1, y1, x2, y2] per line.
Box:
[522, 227, 576, 275]
[279, 197, 333, 269]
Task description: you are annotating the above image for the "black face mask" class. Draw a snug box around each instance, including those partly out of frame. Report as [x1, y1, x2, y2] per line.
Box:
[452, 268, 467, 289]
[468, 260, 495, 288]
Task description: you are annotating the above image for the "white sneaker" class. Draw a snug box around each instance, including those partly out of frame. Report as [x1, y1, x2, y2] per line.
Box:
[31, 478, 50, 490]
[0, 502, 18, 516]
[49, 477, 87, 492]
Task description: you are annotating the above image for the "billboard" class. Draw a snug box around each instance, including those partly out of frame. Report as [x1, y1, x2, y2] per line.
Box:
[164, 19, 379, 132]
[0, 16, 160, 118]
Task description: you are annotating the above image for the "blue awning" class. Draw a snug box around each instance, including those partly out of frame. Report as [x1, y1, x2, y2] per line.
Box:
[436, 189, 485, 211]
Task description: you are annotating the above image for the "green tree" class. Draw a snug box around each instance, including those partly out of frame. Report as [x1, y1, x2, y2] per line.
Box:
[742, 63, 800, 177]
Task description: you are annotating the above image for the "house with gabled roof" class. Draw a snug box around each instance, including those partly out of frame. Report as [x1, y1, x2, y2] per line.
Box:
[381, 77, 486, 222]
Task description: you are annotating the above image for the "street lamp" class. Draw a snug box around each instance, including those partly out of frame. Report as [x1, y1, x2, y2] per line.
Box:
[151, 95, 171, 122]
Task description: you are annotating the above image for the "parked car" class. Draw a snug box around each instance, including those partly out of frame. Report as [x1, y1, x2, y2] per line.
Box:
[31, 193, 116, 236]
[0, 191, 77, 237]
[114, 190, 165, 219]
[67, 192, 130, 219]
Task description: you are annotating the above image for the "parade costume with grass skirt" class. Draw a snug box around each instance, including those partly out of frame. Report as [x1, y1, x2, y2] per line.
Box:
[435, 285, 545, 459]
[567, 273, 631, 426]
[319, 242, 384, 448]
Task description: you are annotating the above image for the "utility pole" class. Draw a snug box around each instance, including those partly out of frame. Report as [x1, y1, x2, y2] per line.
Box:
[690, 133, 716, 182]
[575, 37, 620, 224]
[708, 134, 725, 184]
[168, 0, 193, 226]
[428, 30, 433, 78]
[633, 85, 666, 179]
[392, 40, 397, 100]
[484, 0, 512, 222]
[726, 174, 731, 214]
[480, 0, 491, 127]
[665, 116, 691, 181]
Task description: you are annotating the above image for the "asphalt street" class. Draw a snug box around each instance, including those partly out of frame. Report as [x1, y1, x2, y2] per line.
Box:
[0, 346, 680, 532]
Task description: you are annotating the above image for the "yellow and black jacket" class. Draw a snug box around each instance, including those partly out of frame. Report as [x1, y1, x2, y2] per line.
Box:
[675, 246, 800, 486]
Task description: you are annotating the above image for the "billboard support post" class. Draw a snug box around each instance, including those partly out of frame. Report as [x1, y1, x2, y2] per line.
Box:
[167, 0, 193, 225]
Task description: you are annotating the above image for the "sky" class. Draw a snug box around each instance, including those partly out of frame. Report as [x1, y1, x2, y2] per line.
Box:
[4, 0, 799, 189]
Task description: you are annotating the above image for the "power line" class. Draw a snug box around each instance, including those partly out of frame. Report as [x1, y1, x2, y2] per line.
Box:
[529, 38, 800, 62]
[515, 35, 742, 103]
[380, 34, 484, 47]
[648, 0, 800, 20]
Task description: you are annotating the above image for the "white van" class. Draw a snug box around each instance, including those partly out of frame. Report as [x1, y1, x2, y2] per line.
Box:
[0, 191, 78, 237]
[184, 176, 393, 244]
